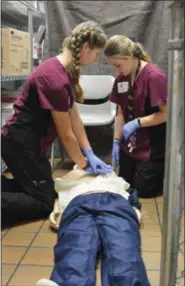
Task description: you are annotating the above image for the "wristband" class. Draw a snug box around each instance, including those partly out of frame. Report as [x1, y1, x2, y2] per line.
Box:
[138, 118, 142, 127]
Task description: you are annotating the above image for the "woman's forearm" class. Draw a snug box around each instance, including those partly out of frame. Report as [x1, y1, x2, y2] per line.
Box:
[61, 132, 87, 168]
[114, 106, 124, 140]
[51, 109, 87, 169]
[139, 110, 167, 127]
[72, 116, 90, 150]
[70, 103, 90, 150]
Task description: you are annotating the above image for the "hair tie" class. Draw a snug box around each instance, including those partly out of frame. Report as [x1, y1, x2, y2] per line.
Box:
[73, 79, 79, 84]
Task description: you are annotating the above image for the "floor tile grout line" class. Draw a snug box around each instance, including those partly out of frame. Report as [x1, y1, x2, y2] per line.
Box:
[5, 220, 46, 286]
[2, 245, 29, 249]
[3, 230, 56, 235]
[2, 220, 45, 239]
[2, 262, 53, 267]
[3, 245, 54, 249]
[155, 198, 163, 232]
[1, 228, 11, 239]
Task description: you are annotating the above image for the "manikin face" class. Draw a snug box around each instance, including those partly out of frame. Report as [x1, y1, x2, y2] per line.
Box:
[106, 56, 134, 76]
[80, 42, 103, 66]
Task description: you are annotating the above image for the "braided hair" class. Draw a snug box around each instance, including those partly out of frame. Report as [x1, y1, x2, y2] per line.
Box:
[62, 21, 107, 103]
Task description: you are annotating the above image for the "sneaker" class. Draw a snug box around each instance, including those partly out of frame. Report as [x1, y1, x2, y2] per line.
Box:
[36, 279, 59, 286]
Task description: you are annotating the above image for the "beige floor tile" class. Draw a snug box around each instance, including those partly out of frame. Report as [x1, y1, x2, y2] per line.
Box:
[140, 198, 156, 204]
[21, 247, 54, 266]
[147, 270, 160, 286]
[52, 162, 74, 179]
[157, 202, 163, 212]
[1, 229, 9, 239]
[2, 264, 17, 286]
[156, 203, 163, 212]
[10, 220, 44, 233]
[141, 213, 160, 224]
[8, 265, 53, 286]
[156, 196, 163, 204]
[142, 237, 161, 252]
[52, 169, 71, 179]
[40, 220, 56, 233]
[140, 224, 161, 237]
[2, 246, 27, 264]
[31, 232, 57, 248]
[96, 268, 101, 286]
[141, 203, 157, 213]
[2, 230, 35, 247]
[142, 252, 161, 271]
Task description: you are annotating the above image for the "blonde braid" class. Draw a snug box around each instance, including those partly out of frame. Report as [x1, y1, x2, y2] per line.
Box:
[70, 28, 93, 103]
[62, 22, 107, 103]
[70, 32, 83, 102]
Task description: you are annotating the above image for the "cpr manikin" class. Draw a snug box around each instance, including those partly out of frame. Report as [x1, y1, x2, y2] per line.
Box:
[36, 167, 150, 286]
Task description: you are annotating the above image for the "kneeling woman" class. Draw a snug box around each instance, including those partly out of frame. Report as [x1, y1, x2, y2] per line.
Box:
[104, 35, 167, 198]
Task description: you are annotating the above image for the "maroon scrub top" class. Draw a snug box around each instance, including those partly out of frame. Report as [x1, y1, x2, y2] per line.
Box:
[110, 63, 167, 161]
[2, 57, 74, 155]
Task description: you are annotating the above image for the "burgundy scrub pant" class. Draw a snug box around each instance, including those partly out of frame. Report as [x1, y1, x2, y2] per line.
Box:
[119, 150, 165, 198]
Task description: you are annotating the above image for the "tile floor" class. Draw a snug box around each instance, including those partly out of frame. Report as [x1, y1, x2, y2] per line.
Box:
[1, 167, 184, 286]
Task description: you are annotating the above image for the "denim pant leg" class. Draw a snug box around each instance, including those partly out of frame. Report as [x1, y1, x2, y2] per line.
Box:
[50, 194, 101, 286]
[96, 193, 150, 286]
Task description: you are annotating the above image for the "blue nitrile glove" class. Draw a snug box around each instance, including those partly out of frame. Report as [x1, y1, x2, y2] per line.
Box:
[112, 139, 121, 169]
[84, 164, 97, 174]
[83, 147, 113, 174]
[122, 118, 141, 140]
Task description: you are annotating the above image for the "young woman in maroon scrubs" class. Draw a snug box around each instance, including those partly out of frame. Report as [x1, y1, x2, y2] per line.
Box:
[104, 35, 167, 198]
[1, 21, 112, 228]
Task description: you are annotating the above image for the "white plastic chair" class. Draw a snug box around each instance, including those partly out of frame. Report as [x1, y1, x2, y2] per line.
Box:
[76, 75, 116, 126]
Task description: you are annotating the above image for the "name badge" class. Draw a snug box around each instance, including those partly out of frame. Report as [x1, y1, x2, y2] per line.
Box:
[117, 82, 129, 93]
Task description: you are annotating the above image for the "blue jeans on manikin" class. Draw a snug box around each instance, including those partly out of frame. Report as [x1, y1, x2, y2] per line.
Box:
[50, 192, 150, 286]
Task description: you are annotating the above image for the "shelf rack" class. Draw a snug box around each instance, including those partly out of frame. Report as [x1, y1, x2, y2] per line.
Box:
[1, 76, 28, 81]
[1, 0, 45, 173]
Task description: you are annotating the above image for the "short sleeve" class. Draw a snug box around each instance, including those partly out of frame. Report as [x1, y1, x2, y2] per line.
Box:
[148, 71, 167, 107]
[33, 75, 71, 112]
[109, 78, 121, 105]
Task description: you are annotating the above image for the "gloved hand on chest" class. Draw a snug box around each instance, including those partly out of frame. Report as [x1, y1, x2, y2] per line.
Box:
[83, 147, 113, 174]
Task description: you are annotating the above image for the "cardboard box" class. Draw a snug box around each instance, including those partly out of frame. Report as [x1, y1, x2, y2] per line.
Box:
[1, 28, 31, 76]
